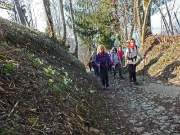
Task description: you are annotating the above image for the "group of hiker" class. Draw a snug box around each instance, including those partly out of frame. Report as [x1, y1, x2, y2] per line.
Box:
[87, 38, 144, 89]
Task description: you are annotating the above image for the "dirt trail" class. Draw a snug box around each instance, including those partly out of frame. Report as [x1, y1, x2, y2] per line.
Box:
[89, 70, 180, 135]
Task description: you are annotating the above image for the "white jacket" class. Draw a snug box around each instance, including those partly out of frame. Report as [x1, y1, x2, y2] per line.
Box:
[125, 46, 143, 65]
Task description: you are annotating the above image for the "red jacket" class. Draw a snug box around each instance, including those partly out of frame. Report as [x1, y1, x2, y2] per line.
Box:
[118, 49, 124, 60]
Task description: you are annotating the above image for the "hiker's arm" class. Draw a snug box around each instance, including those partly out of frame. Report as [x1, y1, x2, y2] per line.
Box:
[118, 55, 122, 65]
[108, 54, 113, 65]
[137, 48, 143, 59]
[94, 54, 99, 66]
[125, 48, 129, 59]
[110, 53, 113, 63]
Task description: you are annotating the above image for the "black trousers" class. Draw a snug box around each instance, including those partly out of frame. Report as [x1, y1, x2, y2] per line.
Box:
[113, 62, 123, 77]
[100, 66, 109, 87]
[128, 64, 137, 82]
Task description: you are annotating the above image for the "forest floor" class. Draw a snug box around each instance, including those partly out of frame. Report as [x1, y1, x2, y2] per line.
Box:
[87, 68, 180, 135]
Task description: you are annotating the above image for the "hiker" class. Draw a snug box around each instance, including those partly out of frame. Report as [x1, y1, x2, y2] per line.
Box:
[90, 52, 99, 76]
[111, 47, 124, 79]
[94, 44, 112, 89]
[118, 45, 125, 73]
[125, 38, 144, 85]
[86, 61, 92, 71]
[107, 50, 112, 72]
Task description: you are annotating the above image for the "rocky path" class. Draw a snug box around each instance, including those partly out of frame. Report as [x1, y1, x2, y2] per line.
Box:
[89, 70, 180, 135]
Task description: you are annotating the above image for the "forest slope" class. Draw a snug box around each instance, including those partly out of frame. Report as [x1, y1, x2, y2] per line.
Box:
[0, 17, 120, 135]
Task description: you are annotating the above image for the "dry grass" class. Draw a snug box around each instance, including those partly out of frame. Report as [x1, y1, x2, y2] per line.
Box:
[137, 35, 180, 86]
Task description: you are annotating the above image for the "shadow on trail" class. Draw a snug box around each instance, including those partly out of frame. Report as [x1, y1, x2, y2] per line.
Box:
[137, 53, 163, 75]
[144, 37, 160, 57]
[155, 60, 180, 82]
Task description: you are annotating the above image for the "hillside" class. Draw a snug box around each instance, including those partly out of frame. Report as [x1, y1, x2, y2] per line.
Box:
[0, 17, 122, 135]
[137, 35, 180, 86]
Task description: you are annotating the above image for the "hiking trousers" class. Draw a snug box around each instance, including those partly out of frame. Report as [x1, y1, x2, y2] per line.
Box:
[113, 62, 123, 77]
[128, 64, 137, 82]
[100, 66, 109, 87]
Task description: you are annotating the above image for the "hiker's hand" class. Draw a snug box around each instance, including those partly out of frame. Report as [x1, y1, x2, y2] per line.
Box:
[97, 64, 100, 67]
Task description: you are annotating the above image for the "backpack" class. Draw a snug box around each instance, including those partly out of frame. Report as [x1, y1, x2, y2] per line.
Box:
[111, 52, 120, 63]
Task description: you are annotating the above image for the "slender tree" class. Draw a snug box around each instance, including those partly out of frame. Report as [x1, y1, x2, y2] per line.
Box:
[43, 0, 56, 38]
[136, 0, 153, 46]
[69, 0, 78, 57]
[59, 0, 66, 45]
[14, 0, 26, 25]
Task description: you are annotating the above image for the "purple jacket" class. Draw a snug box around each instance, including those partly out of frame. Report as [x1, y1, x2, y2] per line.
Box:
[94, 53, 112, 67]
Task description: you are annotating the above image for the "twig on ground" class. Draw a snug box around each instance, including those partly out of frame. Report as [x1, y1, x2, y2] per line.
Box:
[32, 127, 47, 135]
[0, 100, 5, 105]
[8, 101, 19, 117]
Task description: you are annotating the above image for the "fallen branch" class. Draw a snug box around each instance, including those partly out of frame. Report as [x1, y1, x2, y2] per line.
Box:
[0, 100, 5, 105]
[31, 127, 47, 135]
[8, 101, 19, 117]
[0, 60, 19, 64]
[0, 86, 8, 93]
[0, 49, 21, 55]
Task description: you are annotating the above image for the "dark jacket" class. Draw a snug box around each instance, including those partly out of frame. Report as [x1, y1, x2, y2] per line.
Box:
[94, 52, 112, 67]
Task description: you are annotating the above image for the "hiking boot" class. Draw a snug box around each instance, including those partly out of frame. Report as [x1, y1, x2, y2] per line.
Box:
[106, 84, 109, 88]
[102, 85, 106, 89]
[134, 82, 139, 85]
[120, 76, 125, 79]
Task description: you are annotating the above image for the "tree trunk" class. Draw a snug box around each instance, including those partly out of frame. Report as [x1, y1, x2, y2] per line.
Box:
[14, 0, 26, 25]
[69, 0, 78, 58]
[129, 0, 136, 39]
[165, 1, 174, 35]
[136, 0, 142, 38]
[43, 0, 56, 38]
[174, 12, 180, 27]
[141, 0, 153, 45]
[156, 3, 175, 42]
[59, 0, 66, 45]
[124, 4, 128, 40]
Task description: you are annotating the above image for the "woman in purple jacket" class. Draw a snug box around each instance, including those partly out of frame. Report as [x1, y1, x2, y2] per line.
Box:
[94, 45, 112, 89]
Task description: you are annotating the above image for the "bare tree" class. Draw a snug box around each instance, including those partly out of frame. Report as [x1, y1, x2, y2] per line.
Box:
[13, 0, 26, 25]
[69, 0, 78, 57]
[165, 1, 174, 35]
[136, 0, 153, 46]
[155, 1, 175, 42]
[129, 0, 136, 39]
[43, 0, 56, 38]
[59, 0, 66, 45]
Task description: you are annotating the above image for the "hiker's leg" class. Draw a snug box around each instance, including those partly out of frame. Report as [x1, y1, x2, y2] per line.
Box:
[131, 64, 137, 82]
[128, 64, 133, 81]
[89, 65, 92, 71]
[104, 67, 109, 87]
[92, 66, 96, 75]
[117, 63, 123, 77]
[113, 65, 116, 77]
[121, 58, 124, 74]
[100, 67, 105, 86]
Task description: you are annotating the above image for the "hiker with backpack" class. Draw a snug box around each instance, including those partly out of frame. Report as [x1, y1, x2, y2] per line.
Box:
[125, 38, 144, 85]
[90, 52, 100, 76]
[111, 47, 124, 79]
[94, 44, 112, 89]
[118, 45, 125, 74]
